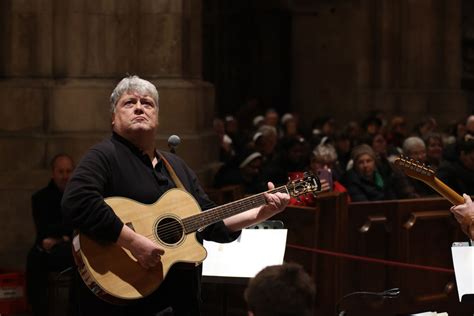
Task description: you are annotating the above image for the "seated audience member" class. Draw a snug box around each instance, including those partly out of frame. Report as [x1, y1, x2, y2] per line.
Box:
[214, 150, 267, 194]
[245, 263, 315, 316]
[361, 116, 383, 137]
[412, 116, 438, 139]
[386, 116, 408, 150]
[402, 136, 436, 197]
[26, 154, 75, 316]
[213, 117, 235, 163]
[280, 113, 301, 139]
[334, 131, 353, 171]
[342, 144, 396, 202]
[437, 137, 474, 195]
[424, 133, 444, 171]
[360, 133, 416, 199]
[254, 125, 278, 162]
[311, 116, 336, 147]
[403, 136, 427, 162]
[252, 115, 265, 130]
[288, 143, 348, 206]
[443, 116, 470, 162]
[264, 108, 280, 127]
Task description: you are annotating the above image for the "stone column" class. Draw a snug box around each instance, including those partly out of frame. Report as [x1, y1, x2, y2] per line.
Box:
[0, 0, 216, 269]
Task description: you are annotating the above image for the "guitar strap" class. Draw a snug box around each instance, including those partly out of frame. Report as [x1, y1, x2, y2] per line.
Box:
[158, 152, 186, 190]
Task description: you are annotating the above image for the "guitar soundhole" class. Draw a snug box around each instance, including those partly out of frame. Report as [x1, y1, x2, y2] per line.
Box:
[156, 217, 184, 245]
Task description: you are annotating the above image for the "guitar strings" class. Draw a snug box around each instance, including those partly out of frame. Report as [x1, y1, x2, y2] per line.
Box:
[153, 186, 289, 236]
[143, 186, 291, 241]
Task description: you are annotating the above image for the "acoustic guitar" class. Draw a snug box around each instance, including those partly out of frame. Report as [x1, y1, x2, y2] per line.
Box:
[73, 173, 321, 304]
[393, 156, 464, 205]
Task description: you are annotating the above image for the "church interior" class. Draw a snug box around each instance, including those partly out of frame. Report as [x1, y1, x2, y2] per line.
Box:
[1, 0, 474, 315]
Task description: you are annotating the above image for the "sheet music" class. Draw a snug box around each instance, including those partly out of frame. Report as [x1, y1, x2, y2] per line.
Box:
[202, 229, 287, 278]
[451, 242, 474, 302]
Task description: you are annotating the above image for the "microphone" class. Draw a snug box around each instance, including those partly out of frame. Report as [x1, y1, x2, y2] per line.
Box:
[168, 135, 181, 154]
[335, 288, 400, 315]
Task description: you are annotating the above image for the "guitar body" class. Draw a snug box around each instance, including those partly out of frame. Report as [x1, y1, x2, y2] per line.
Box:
[74, 189, 207, 304]
[72, 172, 321, 304]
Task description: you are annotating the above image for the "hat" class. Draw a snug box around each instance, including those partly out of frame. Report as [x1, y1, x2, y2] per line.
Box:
[238, 151, 262, 168]
[351, 144, 376, 162]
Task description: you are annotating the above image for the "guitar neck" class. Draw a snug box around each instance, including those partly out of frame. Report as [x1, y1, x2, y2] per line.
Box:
[182, 186, 289, 233]
[431, 177, 465, 205]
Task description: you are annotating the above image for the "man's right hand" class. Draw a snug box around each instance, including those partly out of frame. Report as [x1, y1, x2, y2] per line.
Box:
[117, 225, 165, 269]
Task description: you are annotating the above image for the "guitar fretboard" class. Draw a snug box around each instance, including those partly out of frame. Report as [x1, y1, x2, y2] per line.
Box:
[182, 186, 289, 233]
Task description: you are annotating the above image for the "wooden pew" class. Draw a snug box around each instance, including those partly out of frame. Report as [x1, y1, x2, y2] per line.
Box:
[339, 197, 471, 315]
[201, 192, 474, 315]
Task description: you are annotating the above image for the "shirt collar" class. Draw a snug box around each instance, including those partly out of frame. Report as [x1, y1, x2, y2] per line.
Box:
[112, 132, 160, 165]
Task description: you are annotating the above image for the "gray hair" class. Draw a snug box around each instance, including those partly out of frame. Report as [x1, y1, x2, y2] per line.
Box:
[402, 136, 425, 154]
[312, 144, 338, 162]
[257, 125, 278, 137]
[109, 75, 159, 113]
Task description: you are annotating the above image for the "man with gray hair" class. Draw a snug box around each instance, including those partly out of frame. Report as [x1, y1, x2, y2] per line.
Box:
[62, 75, 289, 315]
[402, 136, 427, 163]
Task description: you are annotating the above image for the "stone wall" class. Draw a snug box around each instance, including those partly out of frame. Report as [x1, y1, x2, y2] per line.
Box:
[0, 0, 217, 269]
[290, 0, 467, 128]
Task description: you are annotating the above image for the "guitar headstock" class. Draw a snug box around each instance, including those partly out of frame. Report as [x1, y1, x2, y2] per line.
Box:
[393, 156, 436, 184]
[286, 172, 321, 198]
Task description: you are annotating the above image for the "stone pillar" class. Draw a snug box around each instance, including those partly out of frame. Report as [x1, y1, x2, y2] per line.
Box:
[0, 0, 216, 269]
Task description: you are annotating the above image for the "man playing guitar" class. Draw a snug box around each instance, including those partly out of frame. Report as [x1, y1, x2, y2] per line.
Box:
[61, 76, 290, 315]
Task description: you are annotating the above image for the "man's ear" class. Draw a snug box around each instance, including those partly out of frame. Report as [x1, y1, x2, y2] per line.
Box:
[111, 113, 115, 126]
[248, 312, 254, 316]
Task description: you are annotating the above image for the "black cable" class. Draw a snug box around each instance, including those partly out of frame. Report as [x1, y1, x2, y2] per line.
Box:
[335, 288, 400, 315]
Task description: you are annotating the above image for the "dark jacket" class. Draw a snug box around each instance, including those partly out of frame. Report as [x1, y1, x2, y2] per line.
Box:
[342, 169, 396, 202]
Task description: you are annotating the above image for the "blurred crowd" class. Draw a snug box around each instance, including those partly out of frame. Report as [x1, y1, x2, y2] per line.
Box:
[211, 108, 474, 205]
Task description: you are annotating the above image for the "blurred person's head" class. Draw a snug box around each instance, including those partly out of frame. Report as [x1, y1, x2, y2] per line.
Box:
[459, 137, 474, 171]
[51, 154, 75, 192]
[466, 115, 474, 135]
[311, 143, 338, 172]
[254, 125, 278, 156]
[334, 131, 352, 156]
[213, 117, 225, 135]
[362, 116, 382, 136]
[403, 136, 426, 162]
[414, 116, 437, 138]
[281, 113, 298, 137]
[264, 109, 279, 127]
[238, 150, 263, 182]
[225, 115, 238, 135]
[351, 144, 377, 178]
[282, 136, 308, 166]
[371, 133, 387, 157]
[245, 263, 315, 316]
[424, 133, 443, 165]
[390, 116, 407, 136]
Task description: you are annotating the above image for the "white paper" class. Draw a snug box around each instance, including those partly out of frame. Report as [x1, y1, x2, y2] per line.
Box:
[451, 242, 474, 302]
[202, 229, 287, 278]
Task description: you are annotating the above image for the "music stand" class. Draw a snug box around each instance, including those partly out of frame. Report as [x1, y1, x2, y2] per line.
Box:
[202, 227, 287, 279]
[451, 242, 474, 302]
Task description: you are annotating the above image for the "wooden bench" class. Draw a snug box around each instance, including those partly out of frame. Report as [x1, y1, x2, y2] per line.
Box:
[201, 193, 474, 315]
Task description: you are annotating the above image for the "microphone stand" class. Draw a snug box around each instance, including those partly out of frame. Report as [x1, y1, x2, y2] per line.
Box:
[335, 288, 400, 316]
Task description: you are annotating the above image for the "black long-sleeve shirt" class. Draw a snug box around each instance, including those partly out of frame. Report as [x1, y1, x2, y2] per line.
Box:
[61, 132, 240, 315]
[62, 132, 239, 244]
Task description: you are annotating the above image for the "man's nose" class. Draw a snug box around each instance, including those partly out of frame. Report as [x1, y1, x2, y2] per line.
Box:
[134, 102, 144, 112]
